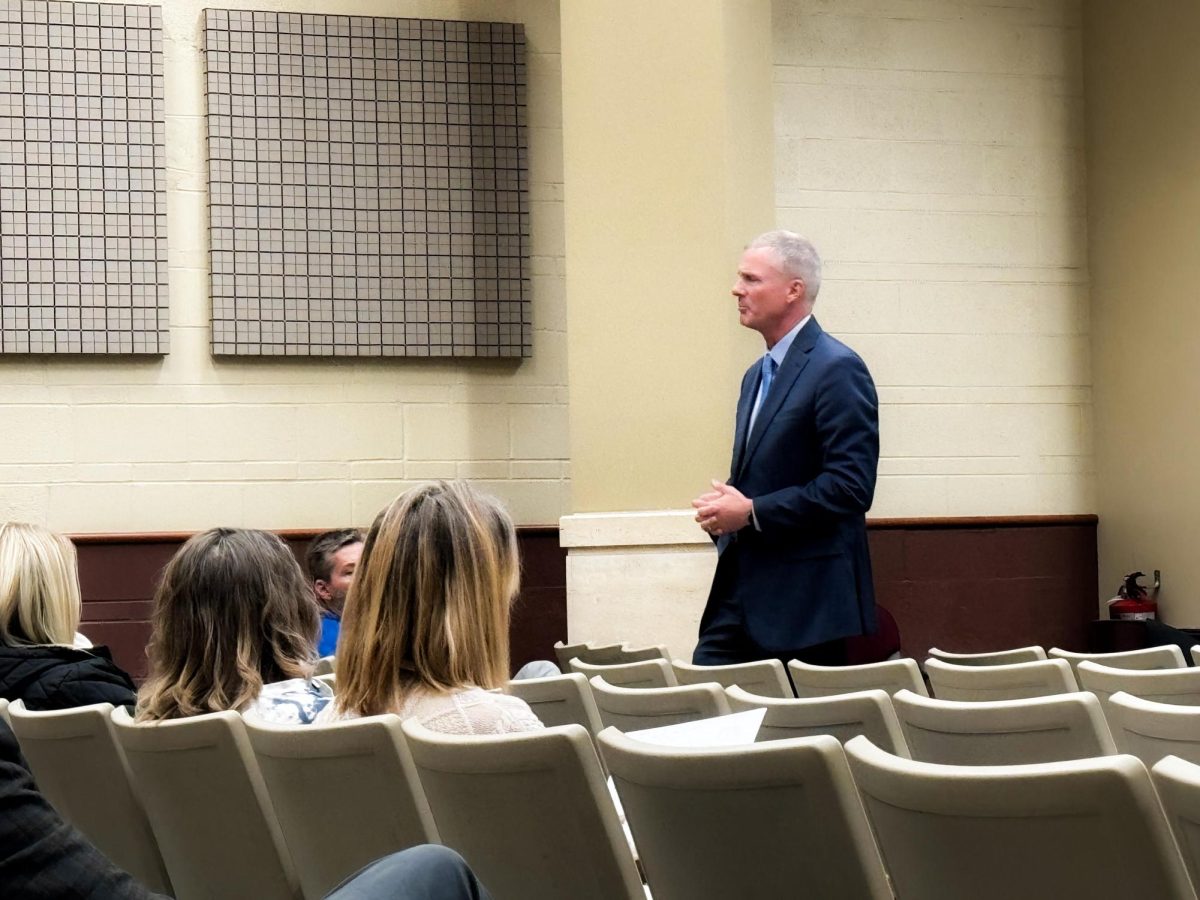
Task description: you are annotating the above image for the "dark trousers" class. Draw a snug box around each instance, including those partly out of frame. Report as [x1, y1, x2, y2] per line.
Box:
[325, 845, 493, 900]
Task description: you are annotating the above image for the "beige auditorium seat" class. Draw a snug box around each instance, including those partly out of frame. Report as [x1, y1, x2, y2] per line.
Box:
[725, 685, 909, 755]
[1077, 661, 1200, 722]
[891, 689, 1116, 765]
[788, 657, 927, 698]
[1191, 645, 1200, 668]
[1108, 691, 1200, 765]
[671, 658, 793, 698]
[0, 697, 9, 727]
[1050, 645, 1186, 672]
[569, 657, 677, 688]
[401, 720, 643, 900]
[844, 736, 1196, 899]
[245, 714, 438, 900]
[928, 645, 1047, 665]
[1152, 755, 1200, 890]
[597, 728, 891, 900]
[110, 707, 300, 900]
[314, 655, 336, 676]
[923, 657, 1078, 701]
[554, 640, 667, 669]
[589, 677, 729, 732]
[8, 700, 172, 893]
[315, 673, 336, 691]
[504, 672, 604, 734]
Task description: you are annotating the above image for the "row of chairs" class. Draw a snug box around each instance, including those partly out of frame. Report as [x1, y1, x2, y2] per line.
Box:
[12, 691, 1200, 899]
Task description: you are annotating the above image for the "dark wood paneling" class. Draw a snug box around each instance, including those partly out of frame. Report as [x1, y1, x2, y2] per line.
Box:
[72, 528, 568, 681]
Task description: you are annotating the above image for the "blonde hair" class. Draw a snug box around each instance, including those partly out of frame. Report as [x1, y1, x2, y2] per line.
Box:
[0, 522, 82, 647]
[137, 528, 319, 721]
[335, 481, 518, 717]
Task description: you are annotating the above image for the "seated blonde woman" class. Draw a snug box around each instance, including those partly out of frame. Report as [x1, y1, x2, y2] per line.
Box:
[0, 522, 136, 711]
[317, 481, 543, 734]
[137, 528, 331, 725]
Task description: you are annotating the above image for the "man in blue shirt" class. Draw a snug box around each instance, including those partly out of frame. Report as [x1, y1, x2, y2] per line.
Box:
[306, 528, 364, 657]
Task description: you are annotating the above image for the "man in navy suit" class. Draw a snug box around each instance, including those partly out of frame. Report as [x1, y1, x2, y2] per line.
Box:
[692, 230, 879, 666]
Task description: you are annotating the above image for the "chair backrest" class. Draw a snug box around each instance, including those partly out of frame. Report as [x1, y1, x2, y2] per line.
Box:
[110, 707, 300, 900]
[401, 720, 643, 900]
[928, 646, 1048, 666]
[1050, 645, 1186, 672]
[788, 657, 927, 698]
[844, 736, 1196, 899]
[553, 640, 624, 669]
[923, 657, 1078, 701]
[597, 728, 891, 900]
[8, 700, 171, 893]
[568, 657, 677, 688]
[315, 673, 336, 691]
[1192, 645, 1200, 668]
[313, 655, 336, 676]
[0, 697, 9, 727]
[891, 689, 1116, 765]
[671, 658, 793, 698]
[245, 714, 439, 900]
[725, 685, 909, 755]
[589, 677, 730, 732]
[1108, 691, 1200, 765]
[1077, 661, 1200, 722]
[504, 672, 605, 734]
[1152, 755, 1200, 892]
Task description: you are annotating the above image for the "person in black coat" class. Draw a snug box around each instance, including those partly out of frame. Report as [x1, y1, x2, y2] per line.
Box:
[0, 522, 136, 711]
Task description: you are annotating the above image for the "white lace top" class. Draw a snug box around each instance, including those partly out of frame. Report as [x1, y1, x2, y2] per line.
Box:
[315, 686, 544, 735]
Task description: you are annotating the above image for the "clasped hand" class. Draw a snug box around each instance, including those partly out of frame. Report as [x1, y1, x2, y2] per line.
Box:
[692, 480, 753, 537]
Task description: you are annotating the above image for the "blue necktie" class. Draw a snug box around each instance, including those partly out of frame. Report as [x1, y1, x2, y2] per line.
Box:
[759, 354, 778, 402]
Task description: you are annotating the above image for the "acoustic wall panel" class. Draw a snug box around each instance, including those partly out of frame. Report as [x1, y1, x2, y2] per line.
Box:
[203, 10, 530, 358]
[0, 0, 166, 355]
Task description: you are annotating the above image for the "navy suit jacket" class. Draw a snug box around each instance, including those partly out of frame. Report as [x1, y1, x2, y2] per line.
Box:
[701, 316, 879, 653]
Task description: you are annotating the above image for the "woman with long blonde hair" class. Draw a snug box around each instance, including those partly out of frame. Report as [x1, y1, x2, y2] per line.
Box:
[137, 527, 330, 724]
[0, 522, 136, 710]
[318, 481, 542, 734]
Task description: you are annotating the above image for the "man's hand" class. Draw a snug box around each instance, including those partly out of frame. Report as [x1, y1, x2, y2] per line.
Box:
[692, 480, 754, 537]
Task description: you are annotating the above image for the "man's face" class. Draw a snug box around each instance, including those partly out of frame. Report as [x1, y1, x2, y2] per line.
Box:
[732, 246, 804, 341]
[315, 541, 363, 612]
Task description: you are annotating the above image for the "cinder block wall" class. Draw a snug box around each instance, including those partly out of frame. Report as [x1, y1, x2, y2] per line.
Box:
[773, 0, 1092, 518]
[0, 0, 567, 531]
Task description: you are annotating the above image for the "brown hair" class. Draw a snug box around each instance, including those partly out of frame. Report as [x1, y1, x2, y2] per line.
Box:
[305, 527, 364, 614]
[334, 481, 518, 717]
[137, 528, 319, 721]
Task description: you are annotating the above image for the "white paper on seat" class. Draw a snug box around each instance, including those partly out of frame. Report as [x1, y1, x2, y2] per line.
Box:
[625, 708, 767, 747]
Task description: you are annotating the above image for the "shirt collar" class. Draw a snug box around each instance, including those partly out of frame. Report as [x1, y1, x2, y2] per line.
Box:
[767, 313, 811, 367]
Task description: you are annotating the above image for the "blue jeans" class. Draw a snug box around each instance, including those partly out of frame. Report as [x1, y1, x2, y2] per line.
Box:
[324, 845, 493, 900]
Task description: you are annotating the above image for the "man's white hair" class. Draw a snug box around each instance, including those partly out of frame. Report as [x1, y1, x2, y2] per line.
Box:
[748, 230, 822, 303]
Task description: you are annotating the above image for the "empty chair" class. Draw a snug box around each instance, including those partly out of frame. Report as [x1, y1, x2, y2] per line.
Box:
[891, 689, 1116, 765]
[726, 685, 909, 755]
[110, 707, 300, 900]
[401, 720, 643, 900]
[1107, 691, 1200, 765]
[1152, 755, 1200, 890]
[597, 728, 891, 900]
[589, 677, 729, 732]
[923, 657, 1077, 701]
[553, 640, 624, 669]
[928, 646, 1047, 666]
[504, 672, 604, 734]
[314, 655, 336, 676]
[1077, 660, 1200, 721]
[568, 657, 677, 688]
[7, 700, 171, 893]
[671, 658, 793, 698]
[245, 715, 439, 900]
[788, 657, 927, 698]
[844, 735, 1196, 899]
[1050, 645, 1186, 672]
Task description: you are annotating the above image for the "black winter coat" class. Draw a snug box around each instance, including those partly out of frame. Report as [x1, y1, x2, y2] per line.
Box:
[0, 644, 137, 711]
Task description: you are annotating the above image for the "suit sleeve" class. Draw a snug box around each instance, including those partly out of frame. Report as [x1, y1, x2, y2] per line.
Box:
[752, 352, 879, 529]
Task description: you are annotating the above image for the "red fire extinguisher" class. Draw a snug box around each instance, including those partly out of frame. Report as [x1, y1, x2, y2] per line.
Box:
[1107, 570, 1160, 621]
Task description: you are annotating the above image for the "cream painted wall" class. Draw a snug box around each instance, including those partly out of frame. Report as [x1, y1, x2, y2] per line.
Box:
[1084, 2, 1200, 620]
[0, 0, 567, 532]
[774, 0, 1094, 517]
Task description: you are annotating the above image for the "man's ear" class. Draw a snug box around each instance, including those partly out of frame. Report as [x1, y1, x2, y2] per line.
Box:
[787, 277, 807, 304]
[314, 580, 332, 601]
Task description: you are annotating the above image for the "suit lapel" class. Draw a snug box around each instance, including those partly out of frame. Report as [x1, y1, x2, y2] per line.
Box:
[731, 367, 759, 477]
[736, 317, 823, 480]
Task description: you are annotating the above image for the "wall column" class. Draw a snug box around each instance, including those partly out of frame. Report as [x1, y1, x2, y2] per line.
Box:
[560, 0, 774, 653]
